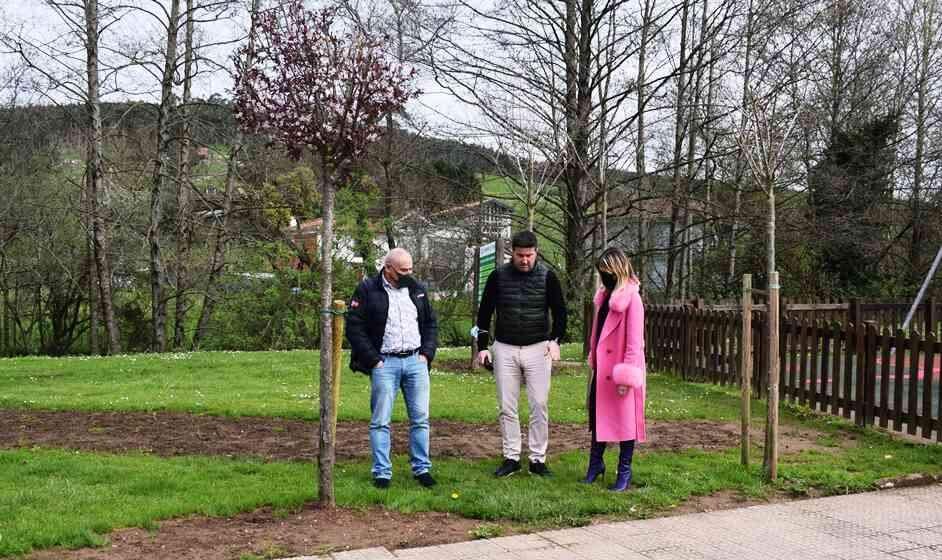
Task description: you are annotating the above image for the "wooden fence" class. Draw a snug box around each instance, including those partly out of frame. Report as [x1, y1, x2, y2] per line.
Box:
[645, 300, 942, 441]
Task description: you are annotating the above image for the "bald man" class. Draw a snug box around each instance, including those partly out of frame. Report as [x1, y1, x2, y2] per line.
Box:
[346, 248, 439, 489]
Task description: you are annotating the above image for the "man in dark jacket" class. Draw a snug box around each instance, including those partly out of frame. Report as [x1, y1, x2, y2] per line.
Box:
[475, 231, 567, 478]
[346, 248, 438, 489]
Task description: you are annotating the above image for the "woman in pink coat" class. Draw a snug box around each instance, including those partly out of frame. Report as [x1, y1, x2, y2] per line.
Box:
[584, 247, 646, 491]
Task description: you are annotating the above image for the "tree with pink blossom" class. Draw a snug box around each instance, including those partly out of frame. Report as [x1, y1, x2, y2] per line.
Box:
[233, 0, 417, 505]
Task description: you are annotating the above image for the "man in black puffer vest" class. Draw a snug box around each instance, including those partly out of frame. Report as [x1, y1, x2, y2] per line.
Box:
[475, 231, 567, 478]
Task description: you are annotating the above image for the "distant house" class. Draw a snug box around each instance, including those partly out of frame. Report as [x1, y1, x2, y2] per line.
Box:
[284, 199, 514, 292]
[394, 199, 513, 292]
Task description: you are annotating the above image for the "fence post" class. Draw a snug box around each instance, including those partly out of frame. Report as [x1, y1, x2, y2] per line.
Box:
[741, 274, 753, 467]
[764, 271, 781, 482]
[681, 305, 690, 381]
[863, 321, 877, 426]
[926, 298, 937, 338]
[851, 299, 865, 426]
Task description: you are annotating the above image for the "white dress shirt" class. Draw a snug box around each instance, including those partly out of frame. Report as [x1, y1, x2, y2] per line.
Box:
[380, 274, 422, 354]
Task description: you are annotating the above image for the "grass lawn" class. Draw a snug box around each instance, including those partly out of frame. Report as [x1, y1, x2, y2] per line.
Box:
[0, 345, 750, 423]
[2, 347, 942, 556]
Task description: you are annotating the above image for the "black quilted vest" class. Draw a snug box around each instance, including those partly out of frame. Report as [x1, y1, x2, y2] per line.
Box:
[494, 262, 550, 346]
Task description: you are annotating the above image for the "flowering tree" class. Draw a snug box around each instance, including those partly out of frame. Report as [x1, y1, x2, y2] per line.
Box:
[234, 0, 417, 505]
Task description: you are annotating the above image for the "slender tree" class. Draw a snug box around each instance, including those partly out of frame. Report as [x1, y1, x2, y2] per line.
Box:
[148, 0, 182, 352]
[173, 0, 197, 350]
[84, 0, 122, 353]
[234, 0, 417, 505]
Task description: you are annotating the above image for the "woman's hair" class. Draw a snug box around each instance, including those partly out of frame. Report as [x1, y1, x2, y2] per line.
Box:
[596, 247, 637, 285]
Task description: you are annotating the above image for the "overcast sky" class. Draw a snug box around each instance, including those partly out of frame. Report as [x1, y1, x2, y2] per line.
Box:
[0, 1, 473, 141]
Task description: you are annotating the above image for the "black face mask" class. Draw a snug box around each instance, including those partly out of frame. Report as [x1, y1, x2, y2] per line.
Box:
[599, 271, 617, 290]
[397, 274, 417, 290]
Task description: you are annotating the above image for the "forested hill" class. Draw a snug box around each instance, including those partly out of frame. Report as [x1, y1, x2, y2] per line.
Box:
[0, 100, 509, 179]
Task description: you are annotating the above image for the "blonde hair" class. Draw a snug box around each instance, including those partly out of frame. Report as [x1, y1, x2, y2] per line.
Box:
[596, 247, 637, 286]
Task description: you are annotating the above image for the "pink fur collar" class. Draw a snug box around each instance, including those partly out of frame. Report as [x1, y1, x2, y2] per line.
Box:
[593, 281, 639, 312]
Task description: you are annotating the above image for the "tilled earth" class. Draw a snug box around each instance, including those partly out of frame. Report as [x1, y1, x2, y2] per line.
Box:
[0, 410, 760, 460]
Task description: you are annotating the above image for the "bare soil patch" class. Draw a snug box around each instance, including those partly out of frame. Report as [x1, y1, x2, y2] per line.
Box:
[26, 504, 492, 560]
[1, 411, 793, 460]
[666, 489, 792, 516]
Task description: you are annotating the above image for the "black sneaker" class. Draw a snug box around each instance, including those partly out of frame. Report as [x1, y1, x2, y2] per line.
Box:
[414, 472, 437, 487]
[529, 461, 552, 477]
[493, 458, 521, 477]
[373, 477, 390, 489]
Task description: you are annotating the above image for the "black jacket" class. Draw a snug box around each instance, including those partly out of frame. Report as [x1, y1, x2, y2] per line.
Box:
[476, 263, 567, 348]
[345, 272, 438, 374]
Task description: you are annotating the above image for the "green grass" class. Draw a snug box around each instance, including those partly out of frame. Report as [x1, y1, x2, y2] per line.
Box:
[776, 414, 942, 496]
[5, 423, 942, 556]
[0, 449, 313, 556]
[3, 348, 942, 556]
[0, 346, 749, 423]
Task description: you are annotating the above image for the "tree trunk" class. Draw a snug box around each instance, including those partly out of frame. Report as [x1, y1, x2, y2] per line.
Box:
[149, 0, 182, 352]
[174, 0, 196, 349]
[86, 192, 99, 355]
[728, 0, 754, 294]
[527, 176, 536, 231]
[681, 0, 704, 300]
[666, 0, 691, 299]
[381, 113, 397, 249]
[193, 0, 261, 349]
[36, 287, 46, 353]
[911, 0, 934, 285]
[317, 156, 337, 506]
[85, 0, 121, 354]
[561, 0, 594, 309]
[636, 0, 654, 286]
[767, 180, 776, 276]
[828, 6, 847, 144]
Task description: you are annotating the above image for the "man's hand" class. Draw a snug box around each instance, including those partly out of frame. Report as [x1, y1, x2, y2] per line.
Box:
[418, 354, 428, 363]
[373, 360, 384, 370]
[547, 340, 561, 361]
[476, 350, 491, 368]
[616, 384, 628, 396]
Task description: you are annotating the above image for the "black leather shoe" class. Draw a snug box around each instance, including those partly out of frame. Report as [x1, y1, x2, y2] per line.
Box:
[373, 477, 390, 489]
[529, 461, 552, 477]
[493, 458, 521, 477]
[414, 472, 437, 487]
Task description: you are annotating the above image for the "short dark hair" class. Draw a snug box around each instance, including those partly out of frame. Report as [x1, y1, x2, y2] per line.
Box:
[511, 230, 538, 249]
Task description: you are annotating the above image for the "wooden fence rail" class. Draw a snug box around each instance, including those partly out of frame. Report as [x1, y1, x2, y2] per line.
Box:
[645, 300, 942, 441]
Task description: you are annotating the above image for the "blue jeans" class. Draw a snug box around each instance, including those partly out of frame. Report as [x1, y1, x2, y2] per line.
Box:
[369, 354, 431, 480]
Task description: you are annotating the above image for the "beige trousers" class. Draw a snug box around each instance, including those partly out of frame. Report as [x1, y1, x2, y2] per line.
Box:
[492, 340, 552, 463]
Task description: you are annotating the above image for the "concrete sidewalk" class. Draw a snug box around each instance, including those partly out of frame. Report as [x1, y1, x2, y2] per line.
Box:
[292, 483, 942, 560]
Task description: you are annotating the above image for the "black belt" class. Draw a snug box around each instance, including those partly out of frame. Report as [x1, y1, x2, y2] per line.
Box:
[382, 349, 418, 358]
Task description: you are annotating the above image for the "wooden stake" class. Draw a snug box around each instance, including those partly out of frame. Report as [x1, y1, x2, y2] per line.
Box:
[329, 300, 346, 447]
[764, 271, 780, 481]
[741, 274, 752, 466]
